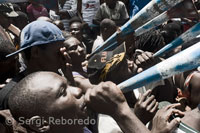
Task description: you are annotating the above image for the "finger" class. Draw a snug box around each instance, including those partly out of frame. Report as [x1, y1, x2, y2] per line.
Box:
[143, 95, 155, 107]
[165, 103, 181, 110]
[138, 93, 142, 100]
[165, 108, 183, 121]
[145, 51, 153, 58]
[138, 90, 152, 104]
[150, 102, 159, 113]
[171, 109, 185, 116]
[137, 55, 145, 65]
[141, 53, 150, 62]
[146, 98, 156, 111]
[135, 59, 141, 66]
[167, 117, 181, 132]
[145, 52, 154, 62]
[60, 47, 66, 54]
[84, 88, 92, 105]
[137, 68, 143, 73]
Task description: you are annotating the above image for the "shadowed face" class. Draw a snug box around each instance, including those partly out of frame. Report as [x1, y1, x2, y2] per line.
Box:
[70, 22, 82, 41]
[35, 42, 65, 72]
[105, 0, 117, 9]
[32, 72, 88, 121]
[64, 37, 86, 66]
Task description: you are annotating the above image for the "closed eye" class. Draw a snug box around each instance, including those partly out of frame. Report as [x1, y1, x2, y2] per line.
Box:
[57, 86, 67, 98]
[69, 45, 77, 51]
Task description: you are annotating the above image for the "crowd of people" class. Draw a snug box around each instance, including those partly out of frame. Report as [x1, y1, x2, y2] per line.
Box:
[0, 0, 200, 133]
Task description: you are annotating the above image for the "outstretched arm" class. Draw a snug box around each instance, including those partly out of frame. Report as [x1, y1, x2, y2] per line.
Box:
[85, 81, 151, 133]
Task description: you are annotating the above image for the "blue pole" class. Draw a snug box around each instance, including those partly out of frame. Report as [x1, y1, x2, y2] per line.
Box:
[90, 0, 185, 57]
[118, 42, 200, 92]
[154, 22, 200, 57]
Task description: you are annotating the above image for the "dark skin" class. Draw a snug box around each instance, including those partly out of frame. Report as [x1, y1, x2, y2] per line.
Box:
[13, 72, 152, 133]
[185, 72, 200, 109]
[85, 81, 151, 133]
[181, 107, 200, 132]
[134, 90, 158, 124]
[174, 70, 200, 110]
[23, 41, 75, 86]
[69, 22, 83, 42]
[0, 14, 11, 29]
[63, 37, 93, 92]
[151, 103, 184, 133]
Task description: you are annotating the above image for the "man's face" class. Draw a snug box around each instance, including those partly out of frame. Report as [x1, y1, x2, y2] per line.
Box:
[70, 22, 82, 41]
[105, 0, 117, 9]
[49, 76, 87, 118]
[37, 73, 88, 120]
[64, 37, 86, 65]
[36, 42, 66, 73]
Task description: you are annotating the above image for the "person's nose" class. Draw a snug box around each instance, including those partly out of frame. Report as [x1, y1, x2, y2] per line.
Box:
[71, 30, 76, 35]
[68, 86, 83, 99]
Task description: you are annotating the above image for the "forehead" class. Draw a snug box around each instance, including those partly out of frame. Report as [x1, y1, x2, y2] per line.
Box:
[70, 22, 82, 28]
[64, 37, 80, 47]
[32, 73, 67, 94]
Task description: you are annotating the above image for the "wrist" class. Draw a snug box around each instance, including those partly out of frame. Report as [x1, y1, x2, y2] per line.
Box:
[111, 102, 132, 121]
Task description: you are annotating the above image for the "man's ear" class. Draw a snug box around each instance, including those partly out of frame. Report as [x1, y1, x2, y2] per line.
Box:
[28, 116, 50, 133]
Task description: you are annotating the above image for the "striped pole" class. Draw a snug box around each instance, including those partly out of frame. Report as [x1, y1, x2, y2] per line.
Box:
[118, 42, 200, 92]
[135, 0, 198, 36]
[154, 22, 200, 57]
[90, 0, 186, 57]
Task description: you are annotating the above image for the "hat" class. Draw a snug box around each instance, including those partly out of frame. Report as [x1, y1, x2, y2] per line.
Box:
[87, 43, 126, 84]
[0, 3, 18, 17]
[6, 20, 65, 57]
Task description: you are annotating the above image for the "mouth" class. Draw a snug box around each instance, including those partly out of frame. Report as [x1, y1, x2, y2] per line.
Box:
[78, 96, 89, 117]
[80, 100, 87, 112]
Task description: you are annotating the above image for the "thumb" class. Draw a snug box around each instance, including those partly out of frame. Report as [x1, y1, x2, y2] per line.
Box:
[168, 117, 181, 131]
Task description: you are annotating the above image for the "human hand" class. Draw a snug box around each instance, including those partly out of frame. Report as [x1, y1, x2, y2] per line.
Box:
[60, 47, 75, 85]
[135, 50, 160, 73]
[151, 103, 184, 133]
[84, 81, 128, 116]
[134, 90, 158, 124]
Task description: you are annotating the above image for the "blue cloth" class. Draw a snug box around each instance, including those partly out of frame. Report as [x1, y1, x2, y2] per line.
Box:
[6, 20, 65, 57]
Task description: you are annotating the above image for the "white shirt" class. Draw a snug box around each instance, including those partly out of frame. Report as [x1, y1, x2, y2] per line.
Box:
[81, 0, 100, 25]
